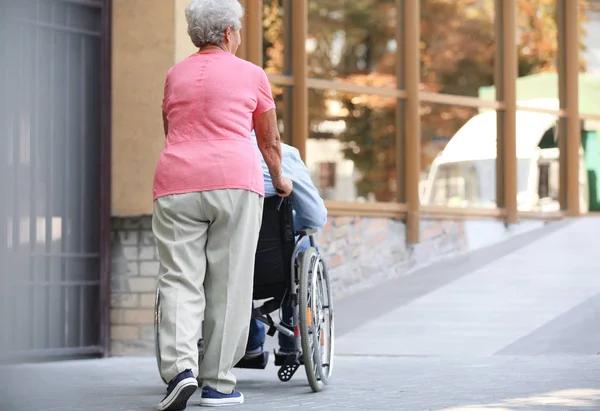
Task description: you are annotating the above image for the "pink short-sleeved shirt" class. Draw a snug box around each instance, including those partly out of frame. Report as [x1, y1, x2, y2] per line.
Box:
[152, 51, 276, 200]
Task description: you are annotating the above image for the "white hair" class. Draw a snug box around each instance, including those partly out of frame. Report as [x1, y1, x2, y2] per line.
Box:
[185, 0, 244, 48]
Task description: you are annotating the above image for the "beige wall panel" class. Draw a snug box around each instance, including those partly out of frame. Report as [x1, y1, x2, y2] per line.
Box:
[112, 0, 175, 216]
[175, 0, 198, 63]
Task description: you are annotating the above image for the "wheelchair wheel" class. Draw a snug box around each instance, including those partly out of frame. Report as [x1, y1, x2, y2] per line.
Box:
[299, 247, 335, 392]
[154, 286, 168, 384]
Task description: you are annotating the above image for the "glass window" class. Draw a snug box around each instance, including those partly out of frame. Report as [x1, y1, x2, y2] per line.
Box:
[307, 89, 396, 202]
[262, 0, 286, 74]
[581, 5, 600, 116]
[426, 159, 532, 209]
[478, 2, 569, 110]
[536, 156, 560, 212]
[420, 0, 495, 97]
[307, 0, 397, 83]
[419, 101, 574, 211]
[270, 84, 291, 144]
[420, 102, 498, 208]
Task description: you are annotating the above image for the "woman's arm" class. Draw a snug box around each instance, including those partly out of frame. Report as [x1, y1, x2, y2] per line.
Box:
[253, 109, 282, 177]
[254, 109, 292, 196]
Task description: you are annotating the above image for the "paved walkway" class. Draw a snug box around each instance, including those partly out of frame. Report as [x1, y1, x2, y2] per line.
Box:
[3, 218, 600, 411]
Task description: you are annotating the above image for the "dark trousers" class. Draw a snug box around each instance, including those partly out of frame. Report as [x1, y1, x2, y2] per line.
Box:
[247, 303, 295, 351]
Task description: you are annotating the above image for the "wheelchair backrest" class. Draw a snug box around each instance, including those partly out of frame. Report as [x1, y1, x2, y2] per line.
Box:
[253, 195, 296, 300]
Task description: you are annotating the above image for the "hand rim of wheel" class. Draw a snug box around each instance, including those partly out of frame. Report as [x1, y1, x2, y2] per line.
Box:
[311, 258, 334, 384]
[299, 247, 334, 392]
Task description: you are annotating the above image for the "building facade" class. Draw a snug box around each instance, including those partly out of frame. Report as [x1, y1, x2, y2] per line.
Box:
[2, 0, 599, 359]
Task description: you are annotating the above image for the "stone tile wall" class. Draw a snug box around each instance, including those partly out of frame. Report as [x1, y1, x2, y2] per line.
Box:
[110, 217, 158, 355]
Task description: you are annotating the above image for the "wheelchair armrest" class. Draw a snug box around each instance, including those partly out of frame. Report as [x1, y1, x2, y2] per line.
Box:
[295, 228, 318, 237]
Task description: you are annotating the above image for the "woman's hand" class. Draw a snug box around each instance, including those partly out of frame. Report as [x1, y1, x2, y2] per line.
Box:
[273, 176, 293, 197]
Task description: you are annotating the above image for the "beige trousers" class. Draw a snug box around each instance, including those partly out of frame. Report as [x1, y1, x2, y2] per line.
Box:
[153, 189, 263, 393]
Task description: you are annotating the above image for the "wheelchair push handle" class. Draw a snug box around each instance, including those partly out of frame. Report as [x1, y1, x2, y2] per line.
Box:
[276, 195, 285, 211]
[275, 188, 287, 210]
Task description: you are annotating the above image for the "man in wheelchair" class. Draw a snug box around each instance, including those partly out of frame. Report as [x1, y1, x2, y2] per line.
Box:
[233, 132, 327, 370]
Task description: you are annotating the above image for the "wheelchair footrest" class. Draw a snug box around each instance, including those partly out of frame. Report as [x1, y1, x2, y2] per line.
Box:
[277, 363, 300, 382]
[234, 351, 269, 370]
[275, 351, 303, 367]
[276, 351, 302, 382]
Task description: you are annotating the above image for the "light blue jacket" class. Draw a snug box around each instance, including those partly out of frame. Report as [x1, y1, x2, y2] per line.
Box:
[252, 131, 327, 229]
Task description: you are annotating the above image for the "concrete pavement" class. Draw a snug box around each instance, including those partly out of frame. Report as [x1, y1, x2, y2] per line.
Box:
[2, 355, 599, 411]
[2, 217, 600, 410]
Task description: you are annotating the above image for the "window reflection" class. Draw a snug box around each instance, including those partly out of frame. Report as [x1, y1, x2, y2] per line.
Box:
[420, 0, 495, 97]
[307, 0, 397, 82]
[6, 217, 63, 249]
[307, 89, 396, 202]
[427, 159, 532, 209]
[262, 0, 285, 74]
[270, 84, 290, 144]
[419, 102, 590, 213]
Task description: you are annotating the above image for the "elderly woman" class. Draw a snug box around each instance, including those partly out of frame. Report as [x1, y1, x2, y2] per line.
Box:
[153, 0, 292, 409]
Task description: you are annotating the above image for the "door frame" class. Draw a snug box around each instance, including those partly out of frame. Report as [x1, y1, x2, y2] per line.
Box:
[99, 0, 112, 357]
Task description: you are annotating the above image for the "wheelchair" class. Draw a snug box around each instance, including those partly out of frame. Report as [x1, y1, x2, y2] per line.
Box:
[154, 195, 334, 393]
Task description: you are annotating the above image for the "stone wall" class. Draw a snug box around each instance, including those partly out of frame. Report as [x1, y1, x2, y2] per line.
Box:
[110, 217, 158, 355]
[313, 217, 468, 299]
[109, 214, 471, 356]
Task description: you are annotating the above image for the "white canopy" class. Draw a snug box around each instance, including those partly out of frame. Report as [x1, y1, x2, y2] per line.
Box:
[439, 99, 558, 162]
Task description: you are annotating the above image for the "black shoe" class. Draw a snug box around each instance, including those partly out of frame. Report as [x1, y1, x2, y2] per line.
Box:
[157, 369, 198, 411]
[274, 349, 302, 366]
[235, 349, 269, 369]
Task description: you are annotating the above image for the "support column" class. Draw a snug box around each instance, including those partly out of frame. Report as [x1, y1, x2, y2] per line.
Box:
[403, 0, 420, 244]
[395, 0, 405, 204]
[291, 0, 308, 161]
[245, 0, 263, 66]
[557, 0, 581, 215]
[283, 0, 294, 146]
[495, 0, 518, 224]
[238, 0, 248, 60]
